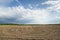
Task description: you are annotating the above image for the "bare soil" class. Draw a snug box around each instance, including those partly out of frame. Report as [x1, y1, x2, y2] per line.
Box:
[0, 24, 60, 40]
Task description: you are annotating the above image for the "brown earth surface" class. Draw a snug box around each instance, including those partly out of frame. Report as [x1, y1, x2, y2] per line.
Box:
[0, 24, 60, 40]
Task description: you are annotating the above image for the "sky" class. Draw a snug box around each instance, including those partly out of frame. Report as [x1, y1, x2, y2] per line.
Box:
[0, 0, 60, 24]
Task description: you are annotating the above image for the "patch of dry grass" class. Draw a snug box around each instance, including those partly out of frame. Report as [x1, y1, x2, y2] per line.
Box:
[0, 24, 60, 40]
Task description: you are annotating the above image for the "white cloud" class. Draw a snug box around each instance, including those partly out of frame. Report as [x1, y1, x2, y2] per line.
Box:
[43, 0, 60, 23]
[0, 0, 60, 24]
[42, 0, 60, 15]
[42, 0, 60, 10]
[0, 5, 60, 24]
[42, 1, 59, 5]
[0, 5, 52, 24]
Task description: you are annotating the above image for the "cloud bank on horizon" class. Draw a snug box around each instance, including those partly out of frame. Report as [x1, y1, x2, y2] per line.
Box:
[0, 0, 60, 24]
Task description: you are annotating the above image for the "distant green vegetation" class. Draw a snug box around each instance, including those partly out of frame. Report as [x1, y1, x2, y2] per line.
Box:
[0, 24, 59, 26]
[0, 24, 25, 25]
